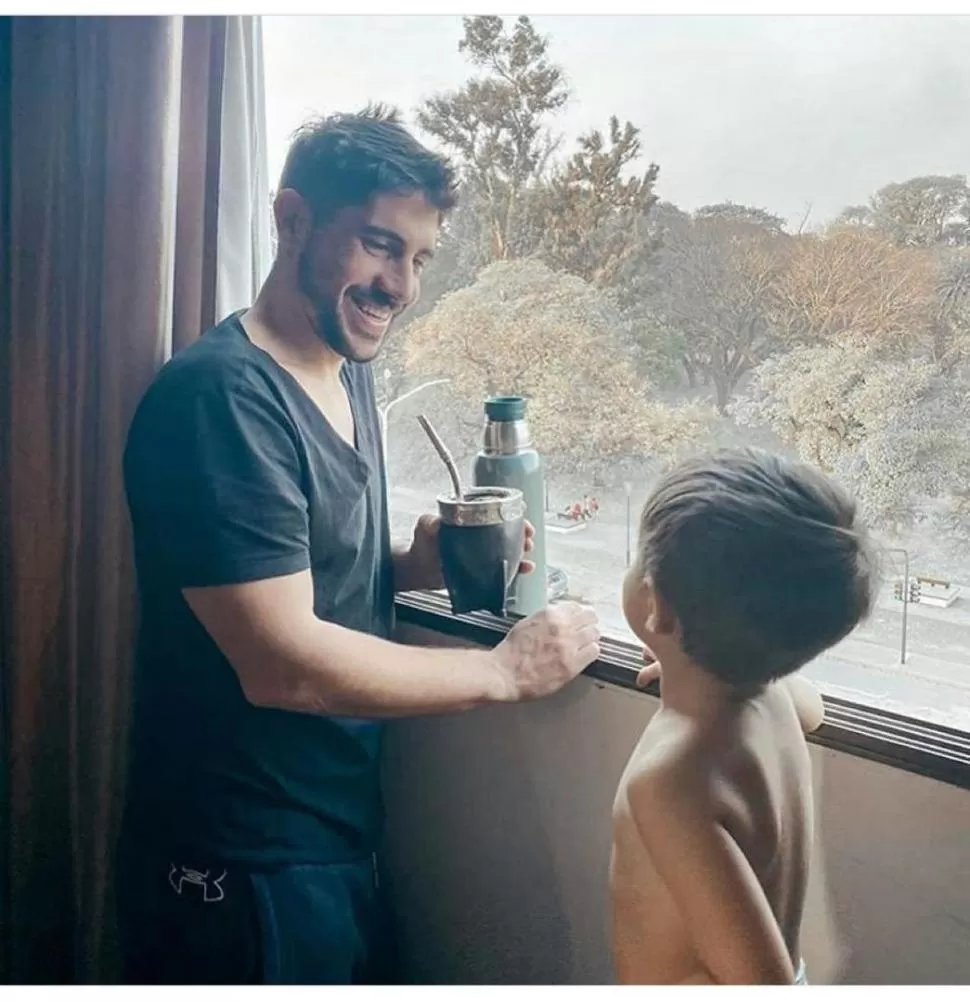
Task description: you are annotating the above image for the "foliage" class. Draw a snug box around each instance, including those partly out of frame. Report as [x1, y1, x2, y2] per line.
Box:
[836, 175, 970, 248]
[770, 227, 936, 351]
[402, 258, 713, 466]
[737, 341, 970, 539]
[416, 16, 567, 263]
[535, 116, 659, 286]
[647, 203, 789, 412]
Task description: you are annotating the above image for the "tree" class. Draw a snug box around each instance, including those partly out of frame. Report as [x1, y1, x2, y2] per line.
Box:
[694, 202, 787, 234]
[401, 258, 712, 468]
[647, 204, 788, 412]
[536, 116, 659, 287]
[836, 175, 970, 248]
[770, 227, 936, 352]
[417, 16, 660, 291]
[736, 341, 970, 540]
[416, 16, 567, 263]
[929, 253, 970, 375]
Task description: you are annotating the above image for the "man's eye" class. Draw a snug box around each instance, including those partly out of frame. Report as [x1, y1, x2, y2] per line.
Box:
[363, 237, 392, 255]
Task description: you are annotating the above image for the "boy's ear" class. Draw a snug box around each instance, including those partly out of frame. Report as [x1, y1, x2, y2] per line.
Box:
[622, 568, 652, 642]
[647, 587, 678, 638]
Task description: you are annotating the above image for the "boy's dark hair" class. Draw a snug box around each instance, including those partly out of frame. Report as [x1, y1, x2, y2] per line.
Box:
[634, 448, 877, 690]
[278, 103, 458, 223]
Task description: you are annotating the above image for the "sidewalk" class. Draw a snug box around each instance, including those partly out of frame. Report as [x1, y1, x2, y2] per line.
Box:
[826, 633, 970, 693]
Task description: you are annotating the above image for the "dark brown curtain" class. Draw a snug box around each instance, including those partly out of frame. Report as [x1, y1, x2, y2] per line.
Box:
[0, 15, 231, 983]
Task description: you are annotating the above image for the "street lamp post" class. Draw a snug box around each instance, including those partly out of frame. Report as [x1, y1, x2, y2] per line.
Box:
[886, 547, 910, 665]
[378, 376, 450, 457]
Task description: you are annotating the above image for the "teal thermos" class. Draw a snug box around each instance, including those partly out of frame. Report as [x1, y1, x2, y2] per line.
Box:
[472, 395, 548, 616]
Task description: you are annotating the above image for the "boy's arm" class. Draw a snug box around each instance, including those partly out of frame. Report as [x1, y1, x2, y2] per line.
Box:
[629, 767, 796, 985]
[783, 674, 825, 734]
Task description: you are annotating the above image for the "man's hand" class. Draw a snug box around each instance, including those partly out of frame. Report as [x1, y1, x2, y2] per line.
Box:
[394, 514, 537, 594]
[490, 601, 600, 702]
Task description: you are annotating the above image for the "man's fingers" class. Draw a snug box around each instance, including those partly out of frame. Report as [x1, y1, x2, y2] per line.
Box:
[575, 624, 600, 649]
[417, 513, 440, 536]
[574, 641, 601, 669]
[563, 604, 599, 628]
[636, 661, 661, 688]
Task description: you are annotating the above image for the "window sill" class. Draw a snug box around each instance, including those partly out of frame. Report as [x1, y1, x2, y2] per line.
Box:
[395, 591, 970, 793]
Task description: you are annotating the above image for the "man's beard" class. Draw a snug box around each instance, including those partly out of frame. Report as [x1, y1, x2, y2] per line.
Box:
[298, 256, 392, 364]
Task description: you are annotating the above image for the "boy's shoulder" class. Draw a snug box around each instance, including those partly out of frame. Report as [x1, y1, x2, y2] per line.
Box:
[780, 675, 825, 734]
[622, 713, 715, 813]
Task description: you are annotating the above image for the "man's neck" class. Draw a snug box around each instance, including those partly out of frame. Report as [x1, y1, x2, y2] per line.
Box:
[243, 272, 344, 381]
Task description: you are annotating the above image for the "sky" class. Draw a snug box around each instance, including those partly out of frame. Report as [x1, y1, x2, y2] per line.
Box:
[262, 14, 970, 229]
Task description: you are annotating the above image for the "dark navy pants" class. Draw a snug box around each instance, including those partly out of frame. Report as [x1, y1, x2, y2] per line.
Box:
[116, 840, 397, 984]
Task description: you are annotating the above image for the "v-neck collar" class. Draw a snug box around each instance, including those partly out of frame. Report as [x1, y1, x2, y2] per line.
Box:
[230, 313, 365, 464]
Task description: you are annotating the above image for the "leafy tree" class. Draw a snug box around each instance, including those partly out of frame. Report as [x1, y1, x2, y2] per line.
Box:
[536, 116, 659, 287]
[929, 252, 970, 375]
[416, 16, 567, 263]
[770, 227, 936, 351]
[836, 175, 970, 248]
[402, 258, 712, 467]
[648, 204, 788, 412]
[737, 341, 970, 540]
[417, 15, 660, 291]
[694, 202, 787, 234]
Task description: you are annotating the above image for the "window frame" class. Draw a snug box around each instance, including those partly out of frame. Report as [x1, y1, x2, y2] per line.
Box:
[395, 591, 970, 793]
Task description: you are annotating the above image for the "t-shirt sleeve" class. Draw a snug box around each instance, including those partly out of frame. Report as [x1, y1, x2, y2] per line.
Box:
[125, 365, 311, 589]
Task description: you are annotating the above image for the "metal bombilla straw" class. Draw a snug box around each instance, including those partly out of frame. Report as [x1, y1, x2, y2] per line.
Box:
[417, 413, 464, 502]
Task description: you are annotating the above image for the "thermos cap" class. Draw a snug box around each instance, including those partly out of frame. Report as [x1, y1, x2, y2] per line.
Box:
[484, 395, 526, 422]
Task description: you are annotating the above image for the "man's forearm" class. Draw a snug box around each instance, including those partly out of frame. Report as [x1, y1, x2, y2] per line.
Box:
[184, 570, 516, 718]
[184, 570, 594, 721]
[253, 616, 510, 717]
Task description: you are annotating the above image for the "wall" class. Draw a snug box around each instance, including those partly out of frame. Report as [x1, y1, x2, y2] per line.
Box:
[381, 624, 970, 985]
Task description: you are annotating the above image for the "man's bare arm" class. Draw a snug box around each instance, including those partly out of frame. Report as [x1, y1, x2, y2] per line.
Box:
[629, 766, 796, 985]
[183, 569, 599, 717]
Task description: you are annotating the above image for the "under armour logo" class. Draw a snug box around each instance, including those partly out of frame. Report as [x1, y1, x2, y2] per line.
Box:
[168, 863, 227, 902]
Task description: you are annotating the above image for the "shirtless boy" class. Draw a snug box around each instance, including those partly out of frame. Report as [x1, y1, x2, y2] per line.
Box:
[610, 448, 876, 985]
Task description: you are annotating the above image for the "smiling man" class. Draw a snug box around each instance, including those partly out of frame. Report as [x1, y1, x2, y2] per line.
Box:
[117, 107, 601, 985]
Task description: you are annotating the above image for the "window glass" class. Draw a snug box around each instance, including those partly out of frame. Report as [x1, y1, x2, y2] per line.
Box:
[265, 14, 970, 731]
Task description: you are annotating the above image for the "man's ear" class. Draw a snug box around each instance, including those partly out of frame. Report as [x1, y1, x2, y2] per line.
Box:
[273, 188, 313, 255]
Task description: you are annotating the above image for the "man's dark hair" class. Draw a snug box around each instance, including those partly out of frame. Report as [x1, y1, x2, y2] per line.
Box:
[634, 448, 877, 690]
[278, 103, 458, 221]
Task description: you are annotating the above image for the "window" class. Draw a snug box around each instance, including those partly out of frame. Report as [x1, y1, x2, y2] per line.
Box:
[263, 14, 970, 740]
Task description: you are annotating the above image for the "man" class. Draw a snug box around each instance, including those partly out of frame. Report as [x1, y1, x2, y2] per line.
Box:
[117, 107, 601, 985]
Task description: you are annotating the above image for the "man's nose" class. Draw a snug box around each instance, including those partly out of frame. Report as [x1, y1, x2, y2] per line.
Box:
[376, 260, 418, 309]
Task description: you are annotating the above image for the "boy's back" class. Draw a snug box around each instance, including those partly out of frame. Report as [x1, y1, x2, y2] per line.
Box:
[612, 676, 819, 984]
[609, 448, 874, 985]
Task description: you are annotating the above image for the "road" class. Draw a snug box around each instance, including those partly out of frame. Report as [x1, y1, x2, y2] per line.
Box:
[389, 485, 970, 731]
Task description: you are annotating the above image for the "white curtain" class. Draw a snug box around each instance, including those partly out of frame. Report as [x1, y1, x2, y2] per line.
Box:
[216, 16, 273, 319]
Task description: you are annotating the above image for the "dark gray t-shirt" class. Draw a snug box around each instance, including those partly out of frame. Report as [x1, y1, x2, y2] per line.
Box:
[122, 313, 394, 866]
